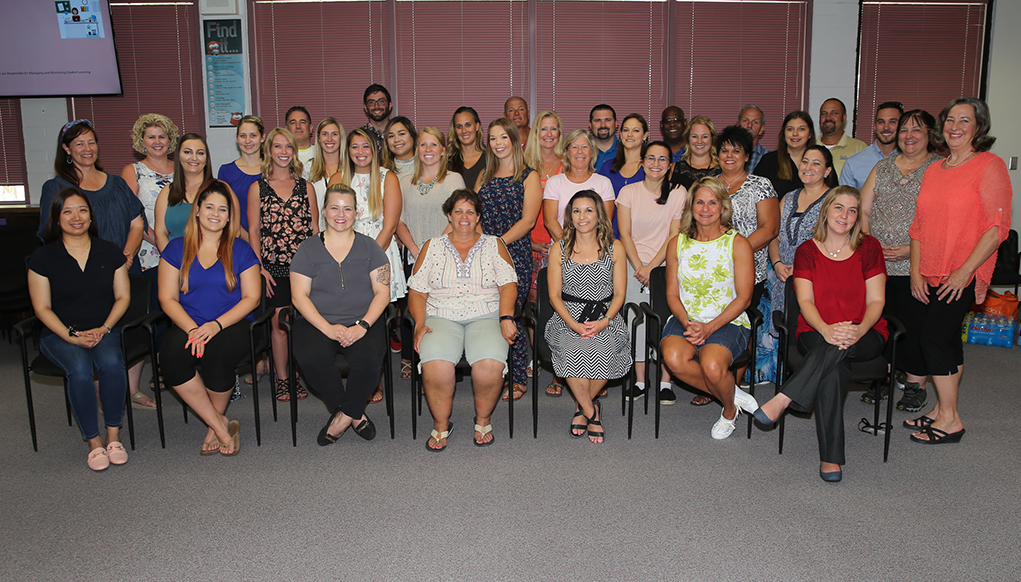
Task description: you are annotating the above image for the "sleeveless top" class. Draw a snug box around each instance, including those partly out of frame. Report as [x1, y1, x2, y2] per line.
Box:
[133, 161, 173, 270]
[258, 177, 313, 279]
[164, 201, 193, 242]
[675, 230, 750, 328]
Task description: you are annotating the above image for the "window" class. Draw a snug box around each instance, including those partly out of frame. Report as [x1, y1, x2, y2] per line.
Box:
[69, 1, 205, 172]
[855, 0, 990, 140]
[0, 98, 27, 202]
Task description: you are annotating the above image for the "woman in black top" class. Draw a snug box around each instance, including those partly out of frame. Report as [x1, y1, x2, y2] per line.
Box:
[754, 111, 817, 200]
[28, 188, 131, 471]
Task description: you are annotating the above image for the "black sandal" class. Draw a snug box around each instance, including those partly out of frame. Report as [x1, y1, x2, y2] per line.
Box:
[275, 378, 290, 402]
[570, 406, 587, 438]
[586, 401, 604, 443]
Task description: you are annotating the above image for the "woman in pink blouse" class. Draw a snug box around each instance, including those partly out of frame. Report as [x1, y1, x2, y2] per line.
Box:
[408, 189, 519, 452]
[905, 97, 1012, 445]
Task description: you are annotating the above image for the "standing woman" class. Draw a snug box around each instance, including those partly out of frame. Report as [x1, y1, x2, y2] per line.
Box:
[754, 111, 816, 200]
[381, 116, 418, 181]
[476, 117, 543, 401]
[859, 110, 942, 410]
[905, 98, 1012, 444]
[160, 181, 261, 456]
[396, 127, 466, 378]
[599, 113, 648, 238]
[545, 191, 632, 443]
[290, 185, 392, 445]
[542, 129, 616, 243]
[121, 113, 178, 282]
[28, 189, 132, 470]
[248, 128, 319, 402]
[154, 134, 227, 252]
[217, 115, 265, 235]
[670, 115, 721, 190]
[754, 187, 888, 481]
[616, 141, 687, 403]
[120, 113, 178, 409]
[448, 106, 486, 193]
[305, 117, 346, 231]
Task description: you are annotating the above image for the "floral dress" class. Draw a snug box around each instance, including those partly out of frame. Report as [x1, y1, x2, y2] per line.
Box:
[133, 162, 172, 270]
[478, 167, 535, 386]
[351, 167, 407, 301]
[258, 177, 313, 280]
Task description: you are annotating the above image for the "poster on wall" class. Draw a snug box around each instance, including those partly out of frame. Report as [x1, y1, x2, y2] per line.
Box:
[203, 19, 245, 128]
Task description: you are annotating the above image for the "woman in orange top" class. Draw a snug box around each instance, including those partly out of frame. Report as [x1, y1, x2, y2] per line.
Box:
[906, 97, 1012, 444]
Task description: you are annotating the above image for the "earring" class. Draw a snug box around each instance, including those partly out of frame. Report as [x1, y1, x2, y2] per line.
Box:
[66, 154, 72, 164]
[142, 147, 147, 154]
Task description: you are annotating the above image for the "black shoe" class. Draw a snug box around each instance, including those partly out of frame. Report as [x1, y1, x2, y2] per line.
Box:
[353, 416, 376, 441]
[861, 380, 889, 404]
[626, 385, 646, 401]
[896, 382, 928, 412]
[659, 388, 677, 405]
[317, 411, 343, 446]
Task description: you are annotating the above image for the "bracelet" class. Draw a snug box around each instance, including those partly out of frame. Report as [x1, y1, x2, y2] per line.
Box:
[213, 320, 223, 331]
[188, 327, 198, 333]
[499, 315, 515, 322]
[102, 325, 113, 334]
[772, 260, 781, 267]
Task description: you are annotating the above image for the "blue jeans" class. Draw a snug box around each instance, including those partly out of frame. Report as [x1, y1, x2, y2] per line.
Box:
[40, 329, 127, 440]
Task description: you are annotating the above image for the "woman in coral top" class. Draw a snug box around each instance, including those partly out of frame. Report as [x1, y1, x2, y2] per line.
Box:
[904, 98, 1012, 445]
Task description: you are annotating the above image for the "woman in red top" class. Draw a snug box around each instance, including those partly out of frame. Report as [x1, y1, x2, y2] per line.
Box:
[754, 186, 887, 482]
[904, 97, 1012, 444]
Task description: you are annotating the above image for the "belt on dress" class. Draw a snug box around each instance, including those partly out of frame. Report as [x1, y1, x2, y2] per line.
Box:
[560, 292, 612, 322]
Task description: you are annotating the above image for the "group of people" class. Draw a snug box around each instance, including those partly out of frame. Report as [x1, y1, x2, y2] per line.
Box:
[27, 87, 1012, 483]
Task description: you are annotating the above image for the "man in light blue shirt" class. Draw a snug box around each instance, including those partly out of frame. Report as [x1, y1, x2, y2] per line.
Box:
[738, 104, 769, 173]
[590, 104, 619, 170]
[838, 101, 904, 189]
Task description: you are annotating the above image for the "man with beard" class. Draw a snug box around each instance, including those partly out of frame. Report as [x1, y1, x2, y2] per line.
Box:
[738, 104, 769, 173]
[838, 101, 904, 189]
[361, 84, 392, 153]
[589, 104, 618, 170]
[285, 105, 315, 167]
[504, 96, 530, 144]
[660, 105, 686, 162]
[818, 97, 866, 176]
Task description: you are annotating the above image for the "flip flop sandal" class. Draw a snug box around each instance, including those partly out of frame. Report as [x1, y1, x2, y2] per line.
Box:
[903, 414, 935, 430]
[502, 382, 527, 401]
[426, 422, 453, 452]
[690, 394, 714, 406]
[546, 381, 564, 397]
[200, 437, 221, 456]
[473, 417, 494, 447]
[910, 425, 965, 445]
[401, 360, 413, 379]
[244, 372, 265, 385]
[131, 391, 157, 410]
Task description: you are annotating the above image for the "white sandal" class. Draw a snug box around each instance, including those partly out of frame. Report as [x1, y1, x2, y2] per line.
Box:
[473, 417, 494, 447]
[426, 422, 453, 452]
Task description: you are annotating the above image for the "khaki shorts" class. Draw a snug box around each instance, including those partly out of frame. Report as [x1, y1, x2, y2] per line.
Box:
[418, 314, 510, 376]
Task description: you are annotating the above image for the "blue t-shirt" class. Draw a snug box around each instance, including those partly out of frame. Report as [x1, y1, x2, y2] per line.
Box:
[598, 159, 645, 240]
[216, 162, 261, 232]
[161, 237, 260, 325]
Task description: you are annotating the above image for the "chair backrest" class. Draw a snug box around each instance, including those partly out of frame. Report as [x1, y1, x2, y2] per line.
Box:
[0, 225, 41, 294]
[649, 266, 669, 320]
[120, 274, 152, 346]
[535, 267, 554, 363]
[782, 276, 802, 358]
[992, 228, 1020, 279]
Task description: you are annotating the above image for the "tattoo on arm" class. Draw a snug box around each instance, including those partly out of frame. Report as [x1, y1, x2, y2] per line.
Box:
[376, 264, 391, 286]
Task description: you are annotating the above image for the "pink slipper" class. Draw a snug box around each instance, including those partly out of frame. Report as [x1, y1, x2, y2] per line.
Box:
[88, 447, 110, 471]
[106, 442, 128, 465]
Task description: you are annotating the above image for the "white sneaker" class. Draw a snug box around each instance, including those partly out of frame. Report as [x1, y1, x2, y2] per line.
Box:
[733, 387, 759, 415]
[711, 410, 739, 440]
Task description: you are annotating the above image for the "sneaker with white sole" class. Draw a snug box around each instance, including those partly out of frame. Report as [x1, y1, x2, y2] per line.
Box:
[659, 388, 677, 405]
[896, 382, 928, 412]
[733, 387, 759, 414]
[711, 410, 739, 439]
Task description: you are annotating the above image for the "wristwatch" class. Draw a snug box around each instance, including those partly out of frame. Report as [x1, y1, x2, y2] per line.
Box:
[354, 319, 370, 331]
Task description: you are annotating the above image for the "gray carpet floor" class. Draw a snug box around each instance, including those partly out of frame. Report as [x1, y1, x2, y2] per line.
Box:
[0, 337, 1019, 581]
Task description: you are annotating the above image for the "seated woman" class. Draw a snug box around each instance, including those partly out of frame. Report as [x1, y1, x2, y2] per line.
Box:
[544, 190, 631, 444]
[754, 186, 888, 482]
[159, 181, 261, 456]
[290, 184, 392, 445]
[408, 189, 518, 451]
[660, 177, 757, 440]
[28, 188, 131, 471]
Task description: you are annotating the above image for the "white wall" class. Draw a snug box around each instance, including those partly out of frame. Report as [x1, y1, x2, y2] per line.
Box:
[21, 98, 68, 205]
[807, 0, 859, 132]
[986, 0, 1021, 228]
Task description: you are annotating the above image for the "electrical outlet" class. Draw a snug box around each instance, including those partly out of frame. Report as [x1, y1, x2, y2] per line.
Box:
[1010, 156, 1018, 171]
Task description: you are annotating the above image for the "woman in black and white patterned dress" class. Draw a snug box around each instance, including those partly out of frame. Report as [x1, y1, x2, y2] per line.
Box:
[545, 190, 631, 443]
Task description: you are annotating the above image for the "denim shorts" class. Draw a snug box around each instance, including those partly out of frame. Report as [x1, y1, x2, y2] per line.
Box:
[662, 316, 750, 362]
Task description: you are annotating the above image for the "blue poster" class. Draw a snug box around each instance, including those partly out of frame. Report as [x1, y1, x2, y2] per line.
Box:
[204, 19, 245, 128]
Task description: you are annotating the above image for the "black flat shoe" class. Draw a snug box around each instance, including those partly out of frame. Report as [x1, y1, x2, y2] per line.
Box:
[353, 416, 376, 441]
[820, 469, 842, 483]
[317, 411, 343, 446]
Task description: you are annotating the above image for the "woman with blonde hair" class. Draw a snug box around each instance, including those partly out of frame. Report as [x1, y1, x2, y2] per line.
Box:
[670, 115, 721, 190]
[305, 117, 345, 230]
[248, 127, 318, 402]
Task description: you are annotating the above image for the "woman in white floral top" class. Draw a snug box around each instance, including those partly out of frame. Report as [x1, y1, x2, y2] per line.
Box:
[408, 189, 518, 452]
[660, 177, 758, 440]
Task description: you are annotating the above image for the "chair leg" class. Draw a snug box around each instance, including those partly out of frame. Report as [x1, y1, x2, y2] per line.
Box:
[21, 343, 38, 452]
[410, 352, 418, 440]
[383, 339, 395, 440]
[149, 337, 166, 449]
[64, 384, 73, 426]
[507, 346, 514, 440]
[123, 379, 135, 450]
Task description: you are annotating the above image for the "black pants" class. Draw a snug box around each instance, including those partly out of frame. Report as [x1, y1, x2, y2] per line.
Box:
[782, 329, 885, 465]
[161, 321, 250, 392]
[293, 317, 386, 419]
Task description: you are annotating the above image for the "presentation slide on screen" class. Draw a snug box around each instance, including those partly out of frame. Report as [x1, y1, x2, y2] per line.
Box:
[0, 0, 121, 97]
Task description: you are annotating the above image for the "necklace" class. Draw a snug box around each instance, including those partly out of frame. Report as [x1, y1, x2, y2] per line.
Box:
[67, 243, 91, 260]
[721, 171, 747, 190]
[417, 174, 439, 195]
[823, 234, 850, 258]
[944, 151, 975, 168]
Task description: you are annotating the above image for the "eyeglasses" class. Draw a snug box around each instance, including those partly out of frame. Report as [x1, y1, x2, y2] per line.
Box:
[644, 155, 671, 165]
[366, 98, 389, 107]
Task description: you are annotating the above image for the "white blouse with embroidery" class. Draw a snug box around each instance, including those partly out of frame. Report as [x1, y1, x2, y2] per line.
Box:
[408, 234, 517, 322]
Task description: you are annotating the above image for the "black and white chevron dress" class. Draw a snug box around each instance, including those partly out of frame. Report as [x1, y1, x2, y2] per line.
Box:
[544, 246, 633, 380]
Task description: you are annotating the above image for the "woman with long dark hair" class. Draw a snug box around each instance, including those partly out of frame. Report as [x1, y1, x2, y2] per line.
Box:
[754, 111, 817, 200]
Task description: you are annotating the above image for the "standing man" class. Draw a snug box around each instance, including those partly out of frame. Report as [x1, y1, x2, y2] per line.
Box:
[660, 106, 686, 162]
[818, 98, 866, 177]
[590, 104, 618, 171]
[838, 101, 904, 189]
[505, 96, 530, 144]
[285, 106, 315, 167]
[738, 104, 768, 173]
[362, 84, 392, 154]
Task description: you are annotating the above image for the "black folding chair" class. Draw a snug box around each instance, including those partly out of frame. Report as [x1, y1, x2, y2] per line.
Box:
[641, 265, 762, 439]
